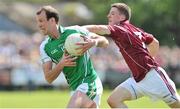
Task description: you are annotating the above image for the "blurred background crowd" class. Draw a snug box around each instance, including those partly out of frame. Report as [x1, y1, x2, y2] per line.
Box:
[0, 32, 180, 90]
[0, 0, 180, 90]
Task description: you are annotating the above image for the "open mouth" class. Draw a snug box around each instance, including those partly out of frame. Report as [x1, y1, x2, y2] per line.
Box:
[40, 28, 45, 31]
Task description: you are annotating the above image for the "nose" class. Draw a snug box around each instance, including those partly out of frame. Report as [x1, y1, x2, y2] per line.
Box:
[107, 14, 110, 18]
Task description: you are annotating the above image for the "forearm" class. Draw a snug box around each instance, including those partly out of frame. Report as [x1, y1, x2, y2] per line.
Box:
[147, 38, 159, 57]
[83, 25, 111, 35]
[44, 62, 64, 84]
[44, 54, 76, 83]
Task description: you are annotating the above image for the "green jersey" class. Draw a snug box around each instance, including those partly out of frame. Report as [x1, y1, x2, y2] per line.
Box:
[40, 26, 97, 90]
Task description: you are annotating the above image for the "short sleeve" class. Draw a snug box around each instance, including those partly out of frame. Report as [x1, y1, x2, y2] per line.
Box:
[39, 38, 51, 63]
[107, 25, 127, 38]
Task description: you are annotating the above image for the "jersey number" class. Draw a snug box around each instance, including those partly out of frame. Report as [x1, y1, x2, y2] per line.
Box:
[134, 32, 146, 49]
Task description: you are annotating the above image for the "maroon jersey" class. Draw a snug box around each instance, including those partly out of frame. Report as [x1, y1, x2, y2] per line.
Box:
[108, 21, 159, 82]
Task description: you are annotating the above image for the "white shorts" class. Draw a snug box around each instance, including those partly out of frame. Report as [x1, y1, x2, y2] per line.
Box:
[71, 77, 103, 106]
[119, 67, 180, 105]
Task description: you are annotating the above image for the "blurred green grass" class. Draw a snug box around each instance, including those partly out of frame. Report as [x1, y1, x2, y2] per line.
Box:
[0, 89, 174, 108]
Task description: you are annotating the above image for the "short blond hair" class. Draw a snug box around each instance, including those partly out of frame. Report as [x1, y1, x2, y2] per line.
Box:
[111, 3, 131, 21]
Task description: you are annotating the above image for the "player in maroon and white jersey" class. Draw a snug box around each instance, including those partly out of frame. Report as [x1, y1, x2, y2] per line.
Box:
[82, 2, 180, 108]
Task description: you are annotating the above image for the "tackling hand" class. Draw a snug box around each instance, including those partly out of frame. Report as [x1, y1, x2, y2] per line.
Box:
[76, 35, 97, 55]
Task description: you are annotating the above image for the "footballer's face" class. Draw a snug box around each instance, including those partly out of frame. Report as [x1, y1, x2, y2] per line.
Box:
[107, 7, 126, 25]
[36, 10, 51, 35]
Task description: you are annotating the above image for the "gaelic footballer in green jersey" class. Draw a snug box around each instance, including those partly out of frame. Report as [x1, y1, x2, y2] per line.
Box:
[40, 26, 103, 106]
[36, 5, 108, 108]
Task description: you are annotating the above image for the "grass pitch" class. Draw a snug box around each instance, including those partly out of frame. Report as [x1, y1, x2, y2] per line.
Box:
[0, 89, 171, 108]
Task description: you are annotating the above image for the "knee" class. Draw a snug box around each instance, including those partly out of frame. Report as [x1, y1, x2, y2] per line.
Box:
[107, 95, 118, 107]
[169, 100, 180, 108]
[107, 96, 113, 107]
[90, 102, 97, 108]
[107, 92, 129, 107]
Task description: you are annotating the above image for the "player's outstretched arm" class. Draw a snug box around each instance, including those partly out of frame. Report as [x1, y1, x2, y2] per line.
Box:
[90, 32, 109, 48]
[83, 25, 111, 35]
[76, 33, 109, 55]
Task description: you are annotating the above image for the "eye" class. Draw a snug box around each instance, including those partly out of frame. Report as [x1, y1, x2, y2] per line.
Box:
[110, 11, 115, 15]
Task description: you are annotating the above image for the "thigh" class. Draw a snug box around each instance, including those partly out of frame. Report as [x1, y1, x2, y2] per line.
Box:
[109, 78, 143, 101]
[68, 77, 103, 108]
[67, 90, 96, 108]
[91, 77, 103, 106]
[157, 67, 180, 105]
[138, 67, 180, 105]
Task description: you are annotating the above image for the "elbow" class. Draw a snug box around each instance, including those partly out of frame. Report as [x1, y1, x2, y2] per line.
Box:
[47, 80, 53, 84]
[45, 76, 53, 84]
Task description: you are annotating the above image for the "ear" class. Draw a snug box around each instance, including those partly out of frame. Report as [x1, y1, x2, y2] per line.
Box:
[49, 18, 55, 23]
[119, 14, 126, 21]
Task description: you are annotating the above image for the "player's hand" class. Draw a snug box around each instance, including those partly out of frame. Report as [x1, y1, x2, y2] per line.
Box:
[76, 35, 96, 55]
[60, 50, 77, 67]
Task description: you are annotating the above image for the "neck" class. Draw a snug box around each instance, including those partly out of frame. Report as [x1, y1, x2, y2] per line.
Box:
[120, 20, 129, 23]
[50, 25, 60, 39]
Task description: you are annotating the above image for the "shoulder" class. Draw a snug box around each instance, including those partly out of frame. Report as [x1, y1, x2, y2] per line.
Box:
[40, 36, 50, 51]
[107, 25, 127, 37]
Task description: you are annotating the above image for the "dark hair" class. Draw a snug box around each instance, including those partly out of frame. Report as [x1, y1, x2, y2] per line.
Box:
[111, 3, 131, 21]
[36, 5, 59, 23]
